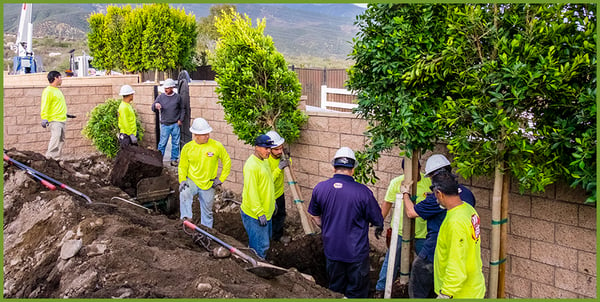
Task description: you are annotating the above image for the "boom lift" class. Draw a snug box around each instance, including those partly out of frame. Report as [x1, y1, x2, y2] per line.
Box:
[12, 3, 43, 74]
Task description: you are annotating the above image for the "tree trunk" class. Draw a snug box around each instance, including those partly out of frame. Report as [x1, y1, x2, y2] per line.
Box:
[488, 161, 505, 298]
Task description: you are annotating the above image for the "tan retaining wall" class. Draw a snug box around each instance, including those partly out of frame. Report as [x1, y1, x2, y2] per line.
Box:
[3, 76, 596, 298]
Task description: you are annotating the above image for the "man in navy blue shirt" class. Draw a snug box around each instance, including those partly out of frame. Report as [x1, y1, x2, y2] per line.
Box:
[401, 154, 476, 298]
[308, 147, 384, 298]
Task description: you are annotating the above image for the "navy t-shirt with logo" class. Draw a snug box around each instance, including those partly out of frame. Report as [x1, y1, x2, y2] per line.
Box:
[414, 184, 476, 263]
[308, 174, 383, 263]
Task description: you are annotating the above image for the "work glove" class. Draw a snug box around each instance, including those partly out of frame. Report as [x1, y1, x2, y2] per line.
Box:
[179, 180, 189, 192]
[374, 225, 384, 240]
[66, 114, 76, 118]
[211, 178, 222, 189]
[258, 215, 267, 227]
[41, 119, 49, 128]
[278, 158, 290, 170]
[129, 134, 138, 145]
[401, 180, 413, 195]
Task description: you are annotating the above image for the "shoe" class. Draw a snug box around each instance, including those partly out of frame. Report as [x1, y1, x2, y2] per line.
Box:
[373, 290, 384, 299]
[170, 160, 178, 166]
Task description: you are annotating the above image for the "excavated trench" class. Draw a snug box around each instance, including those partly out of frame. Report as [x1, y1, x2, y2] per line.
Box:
[3, 148, 395, 298]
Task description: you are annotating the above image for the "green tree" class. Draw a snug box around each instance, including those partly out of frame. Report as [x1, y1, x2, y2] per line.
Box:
[195, 4, 237, 66]
[212, 9, 307, 144]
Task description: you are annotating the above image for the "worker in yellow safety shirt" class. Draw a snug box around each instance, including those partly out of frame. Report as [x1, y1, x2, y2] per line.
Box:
[240, 134, 278, 259]
[430, 170, 485, 299]
[40, 70, 68, 160]
[178, 118, 231, 228]
[265, 130, 291, 243]
[117, 85, 138, 147]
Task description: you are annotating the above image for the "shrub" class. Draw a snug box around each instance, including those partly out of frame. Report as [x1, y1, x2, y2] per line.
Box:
[82, 98, 144, 158]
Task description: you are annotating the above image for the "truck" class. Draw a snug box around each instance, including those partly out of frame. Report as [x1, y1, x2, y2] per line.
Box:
[12, 3, 43, 74]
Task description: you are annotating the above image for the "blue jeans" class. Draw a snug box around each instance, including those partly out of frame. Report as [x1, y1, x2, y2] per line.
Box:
[376, 237, 426, 291]
[158, 123, 180, 161]
[179, 178, 216, 228]
[409, 255, 436, 298]
[326, 256, 370, 298]
[240, 210, 272, 259]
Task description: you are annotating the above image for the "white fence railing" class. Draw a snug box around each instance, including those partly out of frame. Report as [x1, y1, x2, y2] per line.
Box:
[320, 85, 357, 111]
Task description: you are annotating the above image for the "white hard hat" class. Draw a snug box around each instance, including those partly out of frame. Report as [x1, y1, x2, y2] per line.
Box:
[425, 154, 451, 176]
[163, 78, 177, 88]
[332, 146, 357, 168]
[119, 85, 135, 96]
[265, 130, 285, 147]
[190, 118, 213, 134]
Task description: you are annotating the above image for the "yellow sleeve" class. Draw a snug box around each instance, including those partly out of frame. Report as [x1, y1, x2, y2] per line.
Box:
[40, 88, 51, 120]
[178, 143, 190, 183]
[217, 144, 231, 183]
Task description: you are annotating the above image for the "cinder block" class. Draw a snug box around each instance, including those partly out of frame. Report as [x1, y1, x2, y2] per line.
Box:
[318, 161, 333, 178]
[298, 129, 319, 145]
[504, 274, 531, 298]
[471, 175, 494, 189]
[289, 143, 309, 160]
[508, 193, 532, 216]
[577, 251, 596, 276]
[470, 187, 490, 209]
[95, 86, 112, 95]
[351, 117, 367, 135]
[555, 224, 596, 252]
[376, 154, 402, 174]
[530, 281, 578, 298]
[480, 246, 490, 268]
[318, 132, 340, 148]
[307, 115, 328, 131]
[23, 87, 43, 97]
[479, 227, 491, 249]
[3, 88, 24, 97]
[531, 240, 577, 270]
[555, 180, 589, 203]
[531, 197, 578, 226]
[510, 215, 555, 243]
[307, 145, 330, 162]
[328, 117, 352, 134]
[511, 256, 554, 285]
[507, 234, 531, 258]
[476, 207, 492, 231]
[340, 134, 365, 151]
[554, 268, 596, 298]
[578, 204, 596, 230]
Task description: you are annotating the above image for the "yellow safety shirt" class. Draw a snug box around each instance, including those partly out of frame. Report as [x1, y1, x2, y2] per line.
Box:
[40, 86, 67, 122]
[434, 202, 486, 298]
[117, 101, 137, 135]
[266, 155, 292, 198]
[241, 154, 275, 220]
[384, 173, 431, 238]
[178, 139, 231, 190]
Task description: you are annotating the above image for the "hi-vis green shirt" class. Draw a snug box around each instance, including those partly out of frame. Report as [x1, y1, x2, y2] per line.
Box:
[178, 139, 231, 190]
[434, 202, 485, 298]
[117, 101, 137, 135]
[241, 154, 275, 220]
[40, 86, 67, 122]
[384, 173, 431, 238]
[266, 155, 292, 198]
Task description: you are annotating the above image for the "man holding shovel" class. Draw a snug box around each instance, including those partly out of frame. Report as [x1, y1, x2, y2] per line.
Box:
[265, 130, 291, 243]
[240, 134, 277, 259]
[179, 118, 231, 228]
[40, 70, 67, 160]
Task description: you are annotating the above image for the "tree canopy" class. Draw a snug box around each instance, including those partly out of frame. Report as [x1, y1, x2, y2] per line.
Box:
[212, 9, 307, 145]
[347, 3, 596, 202]
[87, 4, 198, 74]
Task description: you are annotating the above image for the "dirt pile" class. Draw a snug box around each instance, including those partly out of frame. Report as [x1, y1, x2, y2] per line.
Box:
[3, 149, 343, 298]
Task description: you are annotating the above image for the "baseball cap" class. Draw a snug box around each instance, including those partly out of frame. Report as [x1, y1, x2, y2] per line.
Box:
[255, 134, 277, 148]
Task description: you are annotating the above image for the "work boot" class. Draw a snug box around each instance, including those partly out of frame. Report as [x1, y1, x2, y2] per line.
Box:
[373, 291, 384, 299]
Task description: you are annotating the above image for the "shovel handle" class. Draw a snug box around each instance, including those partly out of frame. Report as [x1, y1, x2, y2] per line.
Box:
[183, 220, 257, 266]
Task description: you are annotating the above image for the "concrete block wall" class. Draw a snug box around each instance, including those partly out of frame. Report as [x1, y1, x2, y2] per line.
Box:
[3, 77, 596, 298]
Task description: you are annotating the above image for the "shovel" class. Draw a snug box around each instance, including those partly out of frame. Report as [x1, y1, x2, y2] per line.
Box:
[3, 153, 92, 204]
[183, 220, 288, 279]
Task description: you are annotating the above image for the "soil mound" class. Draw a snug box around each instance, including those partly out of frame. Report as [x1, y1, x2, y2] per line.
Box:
[3, 149, 343, 298]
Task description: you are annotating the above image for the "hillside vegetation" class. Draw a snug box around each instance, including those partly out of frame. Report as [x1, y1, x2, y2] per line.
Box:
[3, 3, 362, 72]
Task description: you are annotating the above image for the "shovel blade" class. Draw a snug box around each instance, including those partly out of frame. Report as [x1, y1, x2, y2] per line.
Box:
[246, 263, 288, 279]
